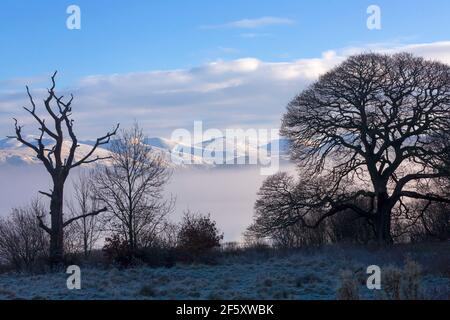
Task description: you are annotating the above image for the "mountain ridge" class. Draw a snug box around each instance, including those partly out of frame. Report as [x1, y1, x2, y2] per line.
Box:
[0, 136, 291, 168]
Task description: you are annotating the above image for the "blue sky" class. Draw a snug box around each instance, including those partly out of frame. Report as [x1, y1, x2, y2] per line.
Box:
[1, 0, 449, 82]
[0, 0, 450, 138]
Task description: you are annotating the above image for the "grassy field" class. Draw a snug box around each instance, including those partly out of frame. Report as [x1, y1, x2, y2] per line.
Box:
[0, 243, 449, 300]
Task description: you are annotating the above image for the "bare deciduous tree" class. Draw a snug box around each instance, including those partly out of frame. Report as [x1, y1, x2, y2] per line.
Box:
[0, 201, 49, 271]
[392, 179, 450, 242]
[93, 123, 173, 250]
[66, 172, 103, 258]
[8, 72, 118, 265]
[278, 53, 450, 244]
[248, 172, 375, 246]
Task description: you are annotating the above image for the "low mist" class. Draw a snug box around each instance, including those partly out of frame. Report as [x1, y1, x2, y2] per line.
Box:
[0, 163, 295, 242]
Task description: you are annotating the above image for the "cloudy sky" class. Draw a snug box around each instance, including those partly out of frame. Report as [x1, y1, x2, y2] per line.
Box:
[1, 0, 450, 139]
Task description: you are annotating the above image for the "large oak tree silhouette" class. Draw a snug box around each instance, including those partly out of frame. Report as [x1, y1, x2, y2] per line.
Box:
[277, 53, 450, 244]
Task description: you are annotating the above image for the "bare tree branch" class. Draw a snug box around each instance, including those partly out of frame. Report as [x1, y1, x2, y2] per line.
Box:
[63, 207, 107, 228]
[8, 71, 119, 265]
[257, 52, 450, 243]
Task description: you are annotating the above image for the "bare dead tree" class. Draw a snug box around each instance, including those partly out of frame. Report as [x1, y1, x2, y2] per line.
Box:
[279, 53, 450, 244]
[93, 123, 173, 250]
[66, 172, 103, 258]
[8, 72, 119, 265]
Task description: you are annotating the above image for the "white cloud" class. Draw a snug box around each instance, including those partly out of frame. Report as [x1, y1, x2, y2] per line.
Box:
[2, 41, 450, 140]
[340, 41, 450, 65]
[239, 33, 272, 39]
[201, 17, 295, 29]
[217, 47, 240, 54]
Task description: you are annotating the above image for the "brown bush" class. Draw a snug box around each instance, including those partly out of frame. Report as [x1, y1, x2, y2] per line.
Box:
[177, 211, 223, 255]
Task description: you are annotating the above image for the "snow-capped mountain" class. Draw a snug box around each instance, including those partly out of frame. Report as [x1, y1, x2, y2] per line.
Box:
[0, 136, 292, 168]
[259, 138, 291, 155]
[0, 137, 111, 167]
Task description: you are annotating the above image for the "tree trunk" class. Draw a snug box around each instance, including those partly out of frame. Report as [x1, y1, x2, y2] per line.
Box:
[83, 217, 88, 258]
[375, 192, 393, 245]
[128, 199, 135, 250]
[49, 182, 65, 266]
[128, 221, 135, 251]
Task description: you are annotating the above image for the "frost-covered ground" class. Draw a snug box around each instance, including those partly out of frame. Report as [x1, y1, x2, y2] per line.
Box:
[0, 244, 448, 300]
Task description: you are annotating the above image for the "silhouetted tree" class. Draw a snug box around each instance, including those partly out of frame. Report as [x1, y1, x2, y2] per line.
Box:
[66, 172, 103, 258]
[0, 200, 49, 271]
[8, 72, 118, 265]
[248, 172, 375, 246]
[279, 53, 450, 244]
[93, 123, 173, 251]
[392, 179, 450, 242]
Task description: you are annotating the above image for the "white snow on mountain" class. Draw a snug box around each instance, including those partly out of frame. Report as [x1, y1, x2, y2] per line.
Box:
[0, 137, 112, 167]
[0, 136, 292, 168]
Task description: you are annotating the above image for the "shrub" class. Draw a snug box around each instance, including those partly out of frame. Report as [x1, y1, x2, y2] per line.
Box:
[138, 246, 176, 268]
[336, 270, 359, 300]
[382, 266, 402, 300]
[382, 260, 423, 300]
[177, 211, 223, 256]
[138, 284, 156, 297]
[262, 278, 273, 287]
[102, 235, 135, 268]
[401, 259, 422, 300]
[0, 202, 49, 272]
